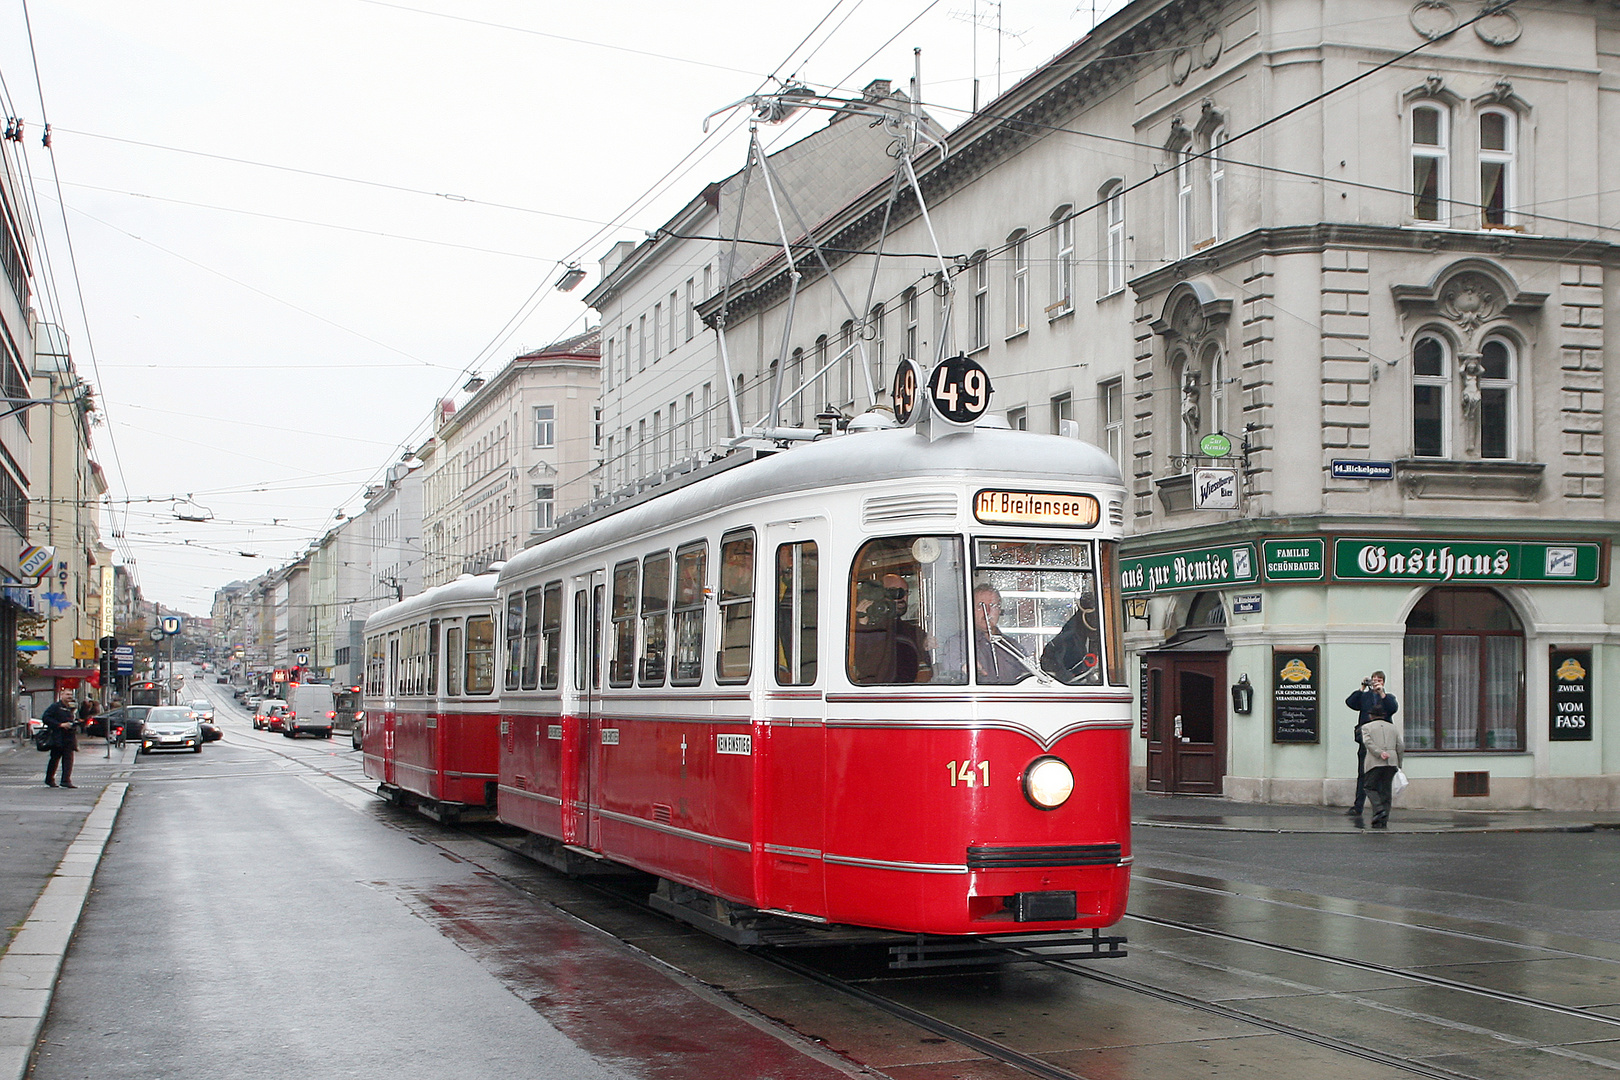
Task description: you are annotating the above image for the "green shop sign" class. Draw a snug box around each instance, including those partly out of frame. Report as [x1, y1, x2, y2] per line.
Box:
[1262, 539, 1326, 582]
[1121, 543, 1258, 595]
[1333, 538, 1605, 585]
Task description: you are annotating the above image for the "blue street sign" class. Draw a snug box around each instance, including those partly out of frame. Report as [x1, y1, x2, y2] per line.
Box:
[1330, 459, 1394, 480]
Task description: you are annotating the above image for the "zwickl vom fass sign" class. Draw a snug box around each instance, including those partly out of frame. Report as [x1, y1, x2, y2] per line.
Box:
[1333, 539, 1604, 585]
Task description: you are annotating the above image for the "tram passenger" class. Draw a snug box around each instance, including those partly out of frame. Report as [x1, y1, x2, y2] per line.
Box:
[1040, 598, 1103, 685]
[851, 573, 928, 683]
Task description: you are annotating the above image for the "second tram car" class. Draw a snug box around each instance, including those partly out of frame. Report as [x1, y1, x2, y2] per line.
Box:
[362, 572, 501, 819]
[491, 420, 1133, 940]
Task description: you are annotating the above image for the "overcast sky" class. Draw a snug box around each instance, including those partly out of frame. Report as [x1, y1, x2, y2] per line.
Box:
[0, 0, 1125, 614]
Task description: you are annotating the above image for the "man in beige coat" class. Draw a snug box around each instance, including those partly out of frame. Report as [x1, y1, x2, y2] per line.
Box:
[1359, 712, 1403, 829]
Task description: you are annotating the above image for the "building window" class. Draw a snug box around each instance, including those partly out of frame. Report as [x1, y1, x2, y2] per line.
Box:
[1049, 206, 1073, 316]
[1479, 108, 1514, 228]
[788, 348, 804, 425]
[839, 320, 855, 404]
[970, 251, 989, 351]
[1208, 128, 1226, 243]
[814, 334, 829, 412]
[604, 336, 615, 388]
[904, 288, 919, 359]
[593, 407, 602, 452]
[701, 382, 712, 450]
[1176, 147, 1193, 257]
[623, 325, 633, 378]
[651, 409, 662, 470]
[1403, 588, 1523, 751]
[669, 291, 679, 349]
[534, 484, 554, 531]
[533, 404, 555, 448]
[869, 304, 886, 389]
[1411, 103, 1449, 222]
[1478, 336, 1515, 459]
[1007, 229, 1029, 334]
[1203, 344, 1226, 438]
[1101, 378, 1124, 469]
[1172, 351, 1197, 456]
[1006, 406, 1026, 430]
[637, 316, 647, 371]
[1050, 392, 1073, 436]
[1412, 333, 1449, 458]
[652, 302, 663, 359]
[1101, 184, 1125, 297]
[685, 278, 696, 340]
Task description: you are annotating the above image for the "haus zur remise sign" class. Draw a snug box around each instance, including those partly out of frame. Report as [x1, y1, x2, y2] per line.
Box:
[1120, 543, 1258, 596]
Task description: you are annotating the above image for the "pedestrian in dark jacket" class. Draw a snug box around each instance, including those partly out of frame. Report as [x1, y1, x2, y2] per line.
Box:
[41, 689, 79, 788]
[1360, 714, 1403, 829]
[1345, 671, 1398, 817]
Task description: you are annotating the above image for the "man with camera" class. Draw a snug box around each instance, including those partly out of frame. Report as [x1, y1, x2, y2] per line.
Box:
[1344, 671, 1397, 818]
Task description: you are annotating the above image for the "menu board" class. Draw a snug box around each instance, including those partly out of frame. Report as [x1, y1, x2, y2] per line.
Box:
[1272, 647, 1320, 744]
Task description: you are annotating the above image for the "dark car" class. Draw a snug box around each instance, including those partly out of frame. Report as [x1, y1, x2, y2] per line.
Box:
[98, 706, 153, 743]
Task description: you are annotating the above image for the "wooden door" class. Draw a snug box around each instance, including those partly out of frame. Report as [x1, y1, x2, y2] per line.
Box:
[1144, 653, 1226, 794]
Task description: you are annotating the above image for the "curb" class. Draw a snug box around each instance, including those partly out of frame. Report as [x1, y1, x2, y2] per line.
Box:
[0, 781, 127, 1080]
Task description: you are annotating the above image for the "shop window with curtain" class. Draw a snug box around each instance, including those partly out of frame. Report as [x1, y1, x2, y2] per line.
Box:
[1402, 588, 1523, 751]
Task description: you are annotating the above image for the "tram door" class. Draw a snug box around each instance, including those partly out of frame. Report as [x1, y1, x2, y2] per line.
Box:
[382, 635, 399, 787]
[568, 573, 605, 850]
[1144, 653, 1226, 794]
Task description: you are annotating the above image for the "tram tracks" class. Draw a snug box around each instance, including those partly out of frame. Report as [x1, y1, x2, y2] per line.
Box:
[247, 732, 1620, 1080]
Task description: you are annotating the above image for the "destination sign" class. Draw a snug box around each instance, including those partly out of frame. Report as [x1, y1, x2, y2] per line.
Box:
[973, 490, 1099, 528]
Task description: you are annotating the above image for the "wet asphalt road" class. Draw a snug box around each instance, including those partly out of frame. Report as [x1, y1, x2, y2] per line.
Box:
[27, 677, 1620, 1079]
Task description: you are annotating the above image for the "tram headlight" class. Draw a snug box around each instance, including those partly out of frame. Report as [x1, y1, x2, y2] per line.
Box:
[1022, 755, 1074, 810]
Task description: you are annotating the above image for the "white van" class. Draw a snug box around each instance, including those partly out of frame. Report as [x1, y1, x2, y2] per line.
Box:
[283, 683, 336, 739]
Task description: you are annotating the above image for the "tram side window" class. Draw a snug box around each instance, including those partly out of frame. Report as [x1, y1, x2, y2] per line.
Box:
[716, 531, 754, 683]
[504, 592, 524, 691]
[388, 636, 400, 698]
[573, 590, 590, 691]
[403, 625, 417, 696]
[1099, 541, 1125, 686]
[540, 582, 562, 690]
[446, 623, 464, 696]
[848, 536, 967, 686]
[465, 615, 495, 694]
[609, 560, 638, 687]
[640, 552, 671, 686]
[974, 539, 1104, 686]
[365, 636, 384, 696]
[776, 541, 818, 685]
[671, 543, 706, 686]
[427, 619, 440, 696]
[521, 586, 542, 690]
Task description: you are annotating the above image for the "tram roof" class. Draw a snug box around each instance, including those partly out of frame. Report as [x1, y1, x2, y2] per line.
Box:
[366, 570, 498, 631]
[502, 425, 1124, 583]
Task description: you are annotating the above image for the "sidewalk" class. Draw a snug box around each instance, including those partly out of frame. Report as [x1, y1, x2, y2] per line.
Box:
[0, 738, 134, 1080]
[1134, 790, 1620, 833]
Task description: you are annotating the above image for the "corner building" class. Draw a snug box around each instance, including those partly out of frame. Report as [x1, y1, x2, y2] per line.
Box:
[668, 0, 1620, 810]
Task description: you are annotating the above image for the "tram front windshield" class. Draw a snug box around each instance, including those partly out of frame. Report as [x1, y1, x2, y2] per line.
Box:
[846, 535, 1105, 687]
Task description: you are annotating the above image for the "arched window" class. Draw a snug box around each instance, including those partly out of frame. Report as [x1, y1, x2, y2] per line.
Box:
[1099, 181, 1125, 296]
[1202, 343, 1225, 438]
[969, 250, 989, 351]
[1411, 103, 1449, 222]
[839, 320, 855, 405]
[869, 303, 886, 387]
[1006, 229, 1029, 333]
[903, 288, 919, 359]
[1403, 588, 1523, 751]
[1050, 205, 1074, 315]
[813, 335, 829, 414]
[789, 347, 805, 425]
[1175, 147, 1194, 257]
[1412, 333, 1449, 458]
[1479, 108, 1515, 227]
[1479, 336, 1515, 459]
[1207, 128, 1227, 242]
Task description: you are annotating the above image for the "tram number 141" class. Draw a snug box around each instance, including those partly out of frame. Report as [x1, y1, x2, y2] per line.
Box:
[948, 760, 990, 787]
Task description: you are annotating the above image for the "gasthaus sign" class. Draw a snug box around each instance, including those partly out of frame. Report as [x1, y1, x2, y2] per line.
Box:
[1333, 538, 1605, 585]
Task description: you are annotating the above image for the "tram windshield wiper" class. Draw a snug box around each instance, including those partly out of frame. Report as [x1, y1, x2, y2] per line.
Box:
[987, 632, 1054, 685]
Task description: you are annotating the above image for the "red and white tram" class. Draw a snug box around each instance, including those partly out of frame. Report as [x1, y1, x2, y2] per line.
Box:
[362, 572, 501, 819]
[493, 418, 1132, 940]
